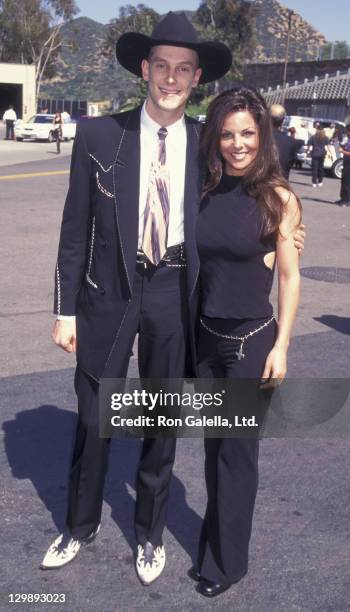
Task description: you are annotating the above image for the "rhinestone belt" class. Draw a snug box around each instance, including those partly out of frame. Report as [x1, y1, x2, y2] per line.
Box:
[200, 316, 275, 360]
[136, 243, 186, 269]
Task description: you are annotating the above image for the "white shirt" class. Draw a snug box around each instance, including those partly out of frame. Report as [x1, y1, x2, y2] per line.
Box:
[3, 108, 17, 121]
[139, 102, 187, 248]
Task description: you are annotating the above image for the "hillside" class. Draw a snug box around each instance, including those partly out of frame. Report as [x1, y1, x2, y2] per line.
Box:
[254, 0, 327, 62]
[40, 2, 328, 102]
[40, 17, 131, 101]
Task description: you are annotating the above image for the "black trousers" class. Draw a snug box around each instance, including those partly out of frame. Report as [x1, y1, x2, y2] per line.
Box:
[5, 119, 15, 140]
[311, 156, 325, 184]
[196, 316, 277, 586]
[66, 263, 188, 546]
[340, 160, 350, 203]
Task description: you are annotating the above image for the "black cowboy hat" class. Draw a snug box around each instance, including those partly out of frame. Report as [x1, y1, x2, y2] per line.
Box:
[116, 11, 232, 84]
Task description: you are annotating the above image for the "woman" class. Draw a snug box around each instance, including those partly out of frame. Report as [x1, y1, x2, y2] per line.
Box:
[307, 123, 331, 187]
[191, 88, 301, 598]
[331, 124, 344, 148]
[52, 112, 64, 154]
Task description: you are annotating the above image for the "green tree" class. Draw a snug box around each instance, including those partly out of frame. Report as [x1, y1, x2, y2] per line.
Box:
[104, 3, 159, 104]
[0, 0, 79, 97]
[193, 0, 257, 91]
[104, 3, 159, 52]
[320, 41, 350, 60]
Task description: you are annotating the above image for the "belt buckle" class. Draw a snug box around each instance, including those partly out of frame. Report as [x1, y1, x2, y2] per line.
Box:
[144, 258, 152, 270]
[136, 252, 145, 268]
[137, 252, 153, 270]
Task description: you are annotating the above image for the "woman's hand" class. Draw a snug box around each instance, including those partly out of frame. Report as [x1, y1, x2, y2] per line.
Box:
[260, 345, 287, 389]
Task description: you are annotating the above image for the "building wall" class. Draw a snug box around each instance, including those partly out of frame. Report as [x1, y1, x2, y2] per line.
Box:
[285, 100, 348, 122]
[0, 63, 36, 120]
[38, 97, 87, 118]
[239, 59, 350, 91]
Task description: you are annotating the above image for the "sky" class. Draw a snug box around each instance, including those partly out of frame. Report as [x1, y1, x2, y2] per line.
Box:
[75, 0, 350, 44]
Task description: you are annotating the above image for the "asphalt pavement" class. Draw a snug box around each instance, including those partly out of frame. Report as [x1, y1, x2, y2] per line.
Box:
[0, 139, 349, 612]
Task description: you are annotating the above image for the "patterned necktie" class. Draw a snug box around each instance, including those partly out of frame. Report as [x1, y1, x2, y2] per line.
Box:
[142, 127, 170, 265]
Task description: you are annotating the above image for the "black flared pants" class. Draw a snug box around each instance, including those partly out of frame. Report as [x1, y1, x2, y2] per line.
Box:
[196, 316, 277, 586]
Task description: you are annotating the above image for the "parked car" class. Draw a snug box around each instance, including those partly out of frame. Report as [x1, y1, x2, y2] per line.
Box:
[15, 114, 76, 142]
[283, 116, 345, 178]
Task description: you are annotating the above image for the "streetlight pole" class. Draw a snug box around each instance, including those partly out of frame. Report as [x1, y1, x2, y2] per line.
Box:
[282, 9, 293, 103]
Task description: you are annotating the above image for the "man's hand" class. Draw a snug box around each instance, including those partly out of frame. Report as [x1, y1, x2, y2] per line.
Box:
[52, 319, 77, 353]
[293, 222, 306, 255]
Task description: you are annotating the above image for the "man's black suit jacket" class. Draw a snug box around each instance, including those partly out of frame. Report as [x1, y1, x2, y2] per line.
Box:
[273, 128, 300, 180]
[54, 106, 202, 381]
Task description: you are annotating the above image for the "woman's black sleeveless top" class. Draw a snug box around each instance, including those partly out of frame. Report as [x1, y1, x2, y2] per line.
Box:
[196, 174, 276, 319]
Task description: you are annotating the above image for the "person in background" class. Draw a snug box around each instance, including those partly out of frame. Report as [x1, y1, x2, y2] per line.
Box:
[191, 88, 301, 598]
[331, 125, 344, 153]
[2, 105, 17, 140]
[337, 123, 350, 207]
[307, 124, 331, 187]
[52, 112, 64, 154]
[288, 127, 304, 169]
[270, 104, 300, 180]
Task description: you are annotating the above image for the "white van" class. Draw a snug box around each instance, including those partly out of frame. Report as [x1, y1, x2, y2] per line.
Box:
[282, 115, 314, 143]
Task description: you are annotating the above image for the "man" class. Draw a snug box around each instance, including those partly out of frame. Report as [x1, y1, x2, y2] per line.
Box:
[337, 123, 350, 206]
[40, 12, 232, 584]
[2, 105, 17, 140]
[270, 104, 301, 180]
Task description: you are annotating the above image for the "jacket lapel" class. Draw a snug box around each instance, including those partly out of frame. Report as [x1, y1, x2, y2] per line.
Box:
[112, 107, 141, 295]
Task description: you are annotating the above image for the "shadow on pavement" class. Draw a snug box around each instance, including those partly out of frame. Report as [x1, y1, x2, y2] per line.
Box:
[314, 315, 350, 335]
[288, 329, 350, 377]
[3, 402, 202, 561]
[301, 196, 338, 205]
[3, 404, 74, 534]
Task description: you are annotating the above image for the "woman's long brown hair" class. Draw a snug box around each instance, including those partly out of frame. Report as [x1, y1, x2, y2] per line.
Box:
[200, 87, 302, 241]
[314, 125, 327, 143]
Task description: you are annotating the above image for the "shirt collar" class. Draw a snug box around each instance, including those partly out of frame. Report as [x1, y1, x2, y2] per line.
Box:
[141, 101, 186, 135]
